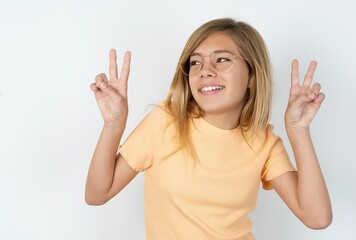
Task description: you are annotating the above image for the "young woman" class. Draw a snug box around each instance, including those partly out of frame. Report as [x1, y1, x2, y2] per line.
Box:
[85, 18, 332, 239]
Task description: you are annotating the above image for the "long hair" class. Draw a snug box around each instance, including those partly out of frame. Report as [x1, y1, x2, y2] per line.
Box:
[164, 18, 272, 158]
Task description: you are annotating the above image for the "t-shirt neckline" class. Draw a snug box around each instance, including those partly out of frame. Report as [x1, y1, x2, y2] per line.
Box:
[192, 117, 241, 137]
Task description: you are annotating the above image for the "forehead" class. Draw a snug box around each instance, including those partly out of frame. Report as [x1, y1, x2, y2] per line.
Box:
[193, 32, 239, 55]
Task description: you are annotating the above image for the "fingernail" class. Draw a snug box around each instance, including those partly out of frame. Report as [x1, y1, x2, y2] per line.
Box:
[101, 82, 107, 89]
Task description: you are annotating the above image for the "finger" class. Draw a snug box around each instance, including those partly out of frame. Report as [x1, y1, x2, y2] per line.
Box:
[306, 92, 325, 112]
[119, 51, 131, 98]
[109, 49, 118, 81]
[290, 86, 316, 102]
[303, 60, 317, 87]
[311, 82, 321, 95]
[95, 73, 108, 88]
[99, 82, 121, 102]
[119, 51, 131, 81]
[314, 92, 325, 105]
[291, 59, 299, 87]
[90, 83, 100, 94]
[288, 94, 313, 109]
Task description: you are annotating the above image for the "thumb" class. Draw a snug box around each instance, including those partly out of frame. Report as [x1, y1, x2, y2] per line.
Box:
[99, 82, 123, 102]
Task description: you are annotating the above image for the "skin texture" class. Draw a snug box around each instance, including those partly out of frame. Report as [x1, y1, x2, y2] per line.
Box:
[85, 34, 332, 228]
[270, 59, 332, 229]
[188, 32, 251, 130]
[85, 50, 138, 205]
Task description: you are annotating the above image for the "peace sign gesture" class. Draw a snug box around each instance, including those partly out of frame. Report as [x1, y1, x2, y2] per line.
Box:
[90, 49, 131, 128]
[285, 60, 325, 130]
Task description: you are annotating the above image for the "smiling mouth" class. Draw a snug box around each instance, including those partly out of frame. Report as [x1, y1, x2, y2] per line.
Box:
[199, 85, 225, 92]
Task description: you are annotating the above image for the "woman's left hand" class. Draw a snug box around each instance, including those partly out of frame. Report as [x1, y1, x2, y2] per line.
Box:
[285, 59, 325, 130]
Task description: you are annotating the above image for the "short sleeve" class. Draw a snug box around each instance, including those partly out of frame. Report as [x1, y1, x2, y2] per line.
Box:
[261, 126, 296, 190]
[119, 106, 166, 172]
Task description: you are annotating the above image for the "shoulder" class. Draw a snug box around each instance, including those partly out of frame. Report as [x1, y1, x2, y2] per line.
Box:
[144, 102, 173, 123]
[264, 124, 281, 141]
[248, 124, 285, 152]
[136, 102, 174, 131]
[252, 124, 280, 141]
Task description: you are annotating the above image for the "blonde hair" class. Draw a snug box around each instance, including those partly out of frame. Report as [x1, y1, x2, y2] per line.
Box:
[164, 18, 272, 158]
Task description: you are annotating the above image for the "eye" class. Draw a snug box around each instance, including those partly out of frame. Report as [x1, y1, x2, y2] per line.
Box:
[190, 60, 201, 66]
[213, 51, 235, 65]
[188, 54, 203, 67]
[215, 57, 231, 64]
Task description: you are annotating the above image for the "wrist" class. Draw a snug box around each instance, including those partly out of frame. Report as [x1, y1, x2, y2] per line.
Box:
[103, 121, 126, 132]
[286, 125, 311, 141]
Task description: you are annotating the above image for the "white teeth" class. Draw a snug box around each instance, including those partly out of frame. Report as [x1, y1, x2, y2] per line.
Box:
[200, 86, 224, 92]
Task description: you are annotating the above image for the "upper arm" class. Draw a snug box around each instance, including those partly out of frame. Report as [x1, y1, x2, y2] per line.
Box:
[100, 106, 166, 202]
[104, 153, 139, 203]
[269, 171, 302, 218]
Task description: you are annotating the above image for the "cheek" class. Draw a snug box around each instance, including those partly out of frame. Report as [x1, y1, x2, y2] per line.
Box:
[188, 77, 192, 88]
[231, 62, 250, 84]
[232, 68, 250, 87]
[227, 76, 250, 100]
[226, 71, 248, 88]
[188, 77, 198, 92]
[188, 78, 197, 100]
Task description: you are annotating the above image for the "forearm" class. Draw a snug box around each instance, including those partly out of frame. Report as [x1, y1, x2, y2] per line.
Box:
[287, 127, 332, 226]
[85, 124, 125, 202]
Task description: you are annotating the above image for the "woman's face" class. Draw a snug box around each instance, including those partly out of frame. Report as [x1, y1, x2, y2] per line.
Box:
[188, 32, 251, 129]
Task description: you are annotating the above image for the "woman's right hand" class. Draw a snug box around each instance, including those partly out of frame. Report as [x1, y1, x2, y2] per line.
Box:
[90, 49, 131, 128]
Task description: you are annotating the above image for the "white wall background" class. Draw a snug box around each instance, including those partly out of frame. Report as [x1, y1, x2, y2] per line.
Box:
[1, 0, 355, 239]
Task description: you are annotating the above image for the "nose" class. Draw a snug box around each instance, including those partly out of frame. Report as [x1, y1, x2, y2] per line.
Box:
[200, 57, 217, 78]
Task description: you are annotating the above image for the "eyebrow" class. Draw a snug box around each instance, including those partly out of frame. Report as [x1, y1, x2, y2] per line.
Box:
[190, 49, 235, 56]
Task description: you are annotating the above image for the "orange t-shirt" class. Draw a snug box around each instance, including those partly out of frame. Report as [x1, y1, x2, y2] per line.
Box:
[120, 106, 294, 240]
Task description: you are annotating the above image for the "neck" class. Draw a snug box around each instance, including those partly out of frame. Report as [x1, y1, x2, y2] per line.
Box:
[202, 112, 240, 130]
